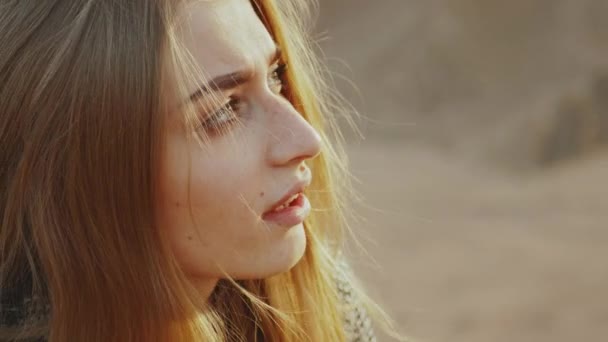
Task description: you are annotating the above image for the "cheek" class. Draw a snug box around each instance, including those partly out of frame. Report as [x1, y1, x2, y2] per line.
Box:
[156, 138, 266, 245]
[188, 168, 255, 225]
[156, 127, 287, 277]
[155, 155, 261, 273]
[159, 154, 260, 225]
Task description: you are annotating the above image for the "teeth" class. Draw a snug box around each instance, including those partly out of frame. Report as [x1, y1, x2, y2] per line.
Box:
[273, 204, 287, 212]
[273, 193, 299, 212]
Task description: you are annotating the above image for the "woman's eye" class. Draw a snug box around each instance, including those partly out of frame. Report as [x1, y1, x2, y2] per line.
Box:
[198, 98, 240, 133]
[268, 62, 287, 94]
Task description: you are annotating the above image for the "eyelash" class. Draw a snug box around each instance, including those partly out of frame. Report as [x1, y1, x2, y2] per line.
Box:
[268, 62, 288, 94]
[197, 62, 289, 134]
[197, 97, 241, 133]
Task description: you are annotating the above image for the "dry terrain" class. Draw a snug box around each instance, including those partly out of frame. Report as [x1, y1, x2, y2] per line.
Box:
[347, 143, 608, 342]
[316, 1, 608, 341]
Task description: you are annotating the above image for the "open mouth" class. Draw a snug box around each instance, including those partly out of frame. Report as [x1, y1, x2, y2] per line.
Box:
[271, 192, 302, 212]
[261, 191, 310, 227]
[261, 180, 312, 227]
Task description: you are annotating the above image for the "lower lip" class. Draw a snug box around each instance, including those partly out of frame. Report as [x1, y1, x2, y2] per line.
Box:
[262, 193, 311, 227]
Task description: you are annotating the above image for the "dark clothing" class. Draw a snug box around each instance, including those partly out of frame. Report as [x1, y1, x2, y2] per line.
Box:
[1, 260, 376, 341]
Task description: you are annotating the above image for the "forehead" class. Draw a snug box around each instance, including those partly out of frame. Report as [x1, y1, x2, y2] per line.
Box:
[175, 0, 275, 78]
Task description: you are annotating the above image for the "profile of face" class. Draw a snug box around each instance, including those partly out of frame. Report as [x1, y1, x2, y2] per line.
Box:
[156, 0, 322, 288]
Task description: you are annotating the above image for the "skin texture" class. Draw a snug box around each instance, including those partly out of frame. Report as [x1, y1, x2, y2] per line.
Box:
[156, 0, 322, 294]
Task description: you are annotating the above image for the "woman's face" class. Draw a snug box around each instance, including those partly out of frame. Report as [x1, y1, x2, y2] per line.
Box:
[156, 0, 322, 288]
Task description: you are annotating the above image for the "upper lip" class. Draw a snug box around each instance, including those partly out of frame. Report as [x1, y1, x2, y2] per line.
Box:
[263, 178, 311, 214]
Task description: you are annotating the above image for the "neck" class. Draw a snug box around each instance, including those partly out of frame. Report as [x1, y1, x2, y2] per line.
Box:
[190, 277, 219, 301]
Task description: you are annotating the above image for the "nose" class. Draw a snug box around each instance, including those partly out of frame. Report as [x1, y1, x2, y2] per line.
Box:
[265, 99, 322, 167]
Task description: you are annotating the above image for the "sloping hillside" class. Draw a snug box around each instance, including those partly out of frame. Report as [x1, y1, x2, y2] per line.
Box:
[318, 0, 608, 167]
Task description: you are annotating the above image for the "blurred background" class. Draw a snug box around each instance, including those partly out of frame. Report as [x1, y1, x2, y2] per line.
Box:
[316, 1, 608, 341]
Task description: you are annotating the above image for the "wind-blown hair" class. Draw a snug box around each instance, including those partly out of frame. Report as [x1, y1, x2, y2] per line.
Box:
[0, 0, 389, 341]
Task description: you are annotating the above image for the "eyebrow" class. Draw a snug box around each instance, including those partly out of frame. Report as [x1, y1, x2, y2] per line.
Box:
[185, 46, 282, 104]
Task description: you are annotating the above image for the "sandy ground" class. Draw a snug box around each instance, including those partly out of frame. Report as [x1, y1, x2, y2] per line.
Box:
[314, 1, 608, 340]
[345, 141, 608, 342]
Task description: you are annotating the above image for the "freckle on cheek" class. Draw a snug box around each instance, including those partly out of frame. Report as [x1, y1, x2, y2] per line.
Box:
[260, 192, 264, 197]
[187, 236, 193, 241]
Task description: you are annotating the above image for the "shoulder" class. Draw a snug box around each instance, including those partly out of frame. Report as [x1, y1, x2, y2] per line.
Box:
[334, 258, 377, 342]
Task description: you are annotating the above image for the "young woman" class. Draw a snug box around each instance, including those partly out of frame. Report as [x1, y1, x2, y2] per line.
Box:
[0, 0, 392, 340]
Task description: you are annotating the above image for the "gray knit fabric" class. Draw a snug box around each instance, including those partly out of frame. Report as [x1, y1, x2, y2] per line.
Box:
[336, 259, 377, 342]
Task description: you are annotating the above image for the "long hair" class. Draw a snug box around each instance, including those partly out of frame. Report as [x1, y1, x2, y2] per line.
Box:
[0, 0, 385, 341]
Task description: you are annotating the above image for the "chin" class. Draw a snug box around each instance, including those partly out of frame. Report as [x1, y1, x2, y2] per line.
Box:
[239, 222, 308, 280]
[278, 222, 307, 270]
